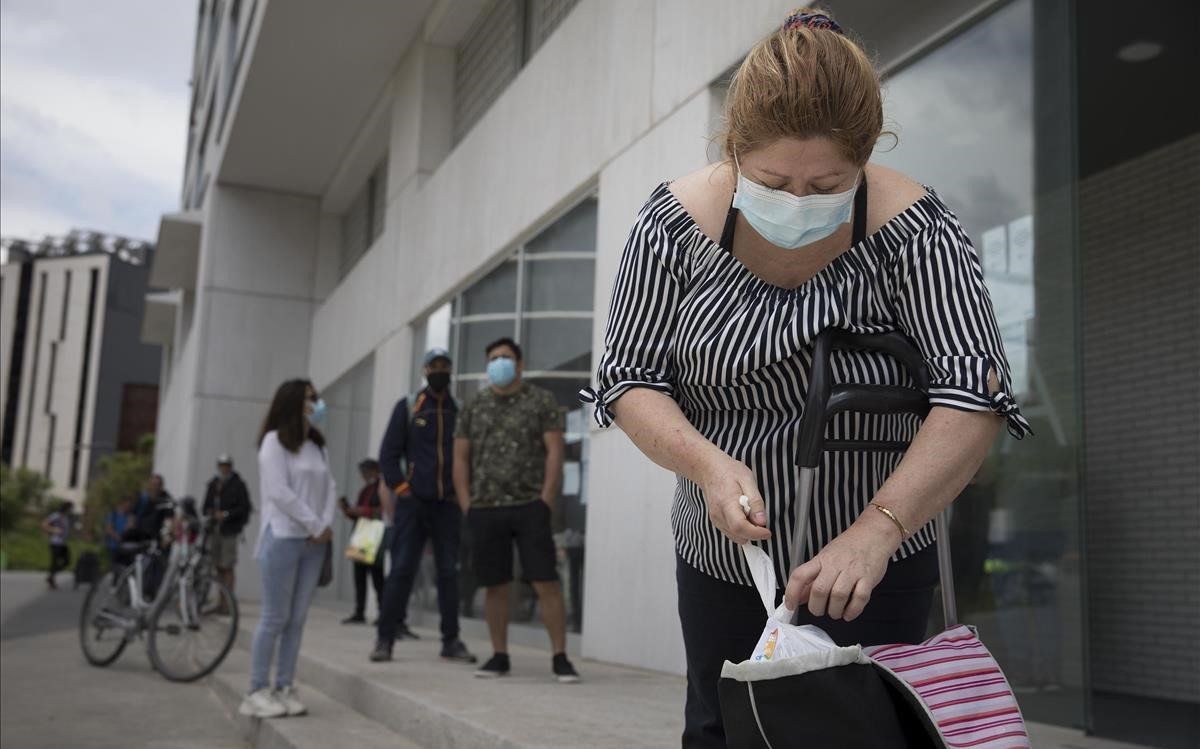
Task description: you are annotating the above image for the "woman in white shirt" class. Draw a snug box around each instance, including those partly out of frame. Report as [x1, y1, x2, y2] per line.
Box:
[240, 379, 336, 719]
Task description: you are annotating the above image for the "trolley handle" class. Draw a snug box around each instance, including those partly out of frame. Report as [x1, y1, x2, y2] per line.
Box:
[790, 328, 959, 627]
[829, 331, 930, 390]
[797, 330, 930, 469]
[827, 384, 930, 419]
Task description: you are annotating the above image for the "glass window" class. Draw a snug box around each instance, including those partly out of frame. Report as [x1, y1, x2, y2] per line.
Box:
[525, 198, 597, 254]
[340, 189, 368, 275]
[453, 0, 582, 145]
[204, 0, 220, 83]
[339, 160, 387, 280]
[524, 376, 590, 413]
[523, 258, 595, 312]
[370, 161, 387, 243]
[454, 0, 523, 144]
[525, 0, 581, 59]
[459, 319, 516, 373]
[873, 0, 1084, 729]
[461, 261, 517, 316]
[521, 318, 591, 372]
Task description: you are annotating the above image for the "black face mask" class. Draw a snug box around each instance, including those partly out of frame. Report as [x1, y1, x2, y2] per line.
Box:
[427, 372, 451, 392]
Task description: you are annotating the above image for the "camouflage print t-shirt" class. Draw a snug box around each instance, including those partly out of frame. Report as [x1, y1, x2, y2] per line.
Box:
[456, 383, 565, 508]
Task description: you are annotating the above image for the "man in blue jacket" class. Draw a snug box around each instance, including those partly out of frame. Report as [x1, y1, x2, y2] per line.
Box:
[370, 348, 476, 663]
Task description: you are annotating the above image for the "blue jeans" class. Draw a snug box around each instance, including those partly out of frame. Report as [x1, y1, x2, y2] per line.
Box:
[376, 496, 462, 645]
[248, 525, 326, 692]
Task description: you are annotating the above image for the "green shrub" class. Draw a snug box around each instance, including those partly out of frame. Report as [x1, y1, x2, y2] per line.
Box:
[0, 464, 53, 535]
[83, 434, 155, 539]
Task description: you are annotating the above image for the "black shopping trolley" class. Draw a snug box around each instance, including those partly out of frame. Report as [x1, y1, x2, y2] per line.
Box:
[719, 329, 1030, 749]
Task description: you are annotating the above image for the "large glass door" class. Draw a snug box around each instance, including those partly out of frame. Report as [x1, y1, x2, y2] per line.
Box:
[872, 0, 1086, 730]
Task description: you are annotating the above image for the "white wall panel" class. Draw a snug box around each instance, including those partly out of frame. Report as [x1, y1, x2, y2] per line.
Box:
[581, 87, 721, 675]
[204, 187, 321, 300]
[198, 289, 314, 401]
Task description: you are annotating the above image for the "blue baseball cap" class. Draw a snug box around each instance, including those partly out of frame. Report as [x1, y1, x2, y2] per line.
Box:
[423, 347, 452, 366]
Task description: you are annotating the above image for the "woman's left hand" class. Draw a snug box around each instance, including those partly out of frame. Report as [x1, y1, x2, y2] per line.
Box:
[784, 519, 899, 622]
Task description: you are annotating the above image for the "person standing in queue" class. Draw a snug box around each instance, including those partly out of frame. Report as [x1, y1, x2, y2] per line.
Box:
[454, 338, 580, 683]
[340, 458, 386, 625]
[370, 348, 476, 664]
[202, 454, 253, 609]
[240, 379, 336, 719]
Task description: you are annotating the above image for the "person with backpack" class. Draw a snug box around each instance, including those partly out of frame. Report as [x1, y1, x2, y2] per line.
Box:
[203, 454, 253, 606]
[133, 474, 173, 539]
[369, 348, 476, 664]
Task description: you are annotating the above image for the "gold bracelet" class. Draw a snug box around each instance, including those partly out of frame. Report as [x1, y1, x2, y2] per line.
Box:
[870, 502, 910, 540]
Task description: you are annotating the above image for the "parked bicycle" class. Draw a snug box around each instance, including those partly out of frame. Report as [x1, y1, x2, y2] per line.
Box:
[79, 496, 238, 682]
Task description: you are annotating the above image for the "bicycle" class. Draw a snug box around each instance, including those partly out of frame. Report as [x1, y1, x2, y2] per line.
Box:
[79, 497, 239, 682]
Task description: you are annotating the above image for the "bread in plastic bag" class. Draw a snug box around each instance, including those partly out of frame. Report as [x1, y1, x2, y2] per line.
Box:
[742, 542, 838, 662]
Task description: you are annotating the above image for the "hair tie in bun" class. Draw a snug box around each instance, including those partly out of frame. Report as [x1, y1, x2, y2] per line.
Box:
[782, 11, 844, 35]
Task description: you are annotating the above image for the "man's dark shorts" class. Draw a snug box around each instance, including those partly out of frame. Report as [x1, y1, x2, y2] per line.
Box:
[468, 501, 558, 587]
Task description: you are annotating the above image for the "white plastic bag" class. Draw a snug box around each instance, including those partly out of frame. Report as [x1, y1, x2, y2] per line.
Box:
[345, 518, 386, 565]
[741, 542, 838, 662]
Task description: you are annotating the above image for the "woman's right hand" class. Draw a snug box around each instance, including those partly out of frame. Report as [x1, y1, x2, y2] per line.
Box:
[699, 455, 771, 545]
[309, 526, 332, 545]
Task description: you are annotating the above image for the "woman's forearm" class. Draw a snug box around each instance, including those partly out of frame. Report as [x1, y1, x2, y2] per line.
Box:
[610, 388, 726, 484]
[855, 406, 1003, 547]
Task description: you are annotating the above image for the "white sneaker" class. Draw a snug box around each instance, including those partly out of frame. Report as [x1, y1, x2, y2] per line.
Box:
[274, 686, 307, 716]
[239, 688, 287, 718]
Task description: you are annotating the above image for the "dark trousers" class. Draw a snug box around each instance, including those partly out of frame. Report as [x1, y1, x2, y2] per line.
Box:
[676, 544, 938, 749]
[376, 496, 462, 645]
[352, 559, 385, 618]
[47, 544, 70, 579]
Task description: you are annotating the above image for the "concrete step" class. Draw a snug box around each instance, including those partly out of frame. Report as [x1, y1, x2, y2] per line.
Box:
[212, 645, 423, 749]
[234, 604, 684, 749]
[232, 603, 1153, 749]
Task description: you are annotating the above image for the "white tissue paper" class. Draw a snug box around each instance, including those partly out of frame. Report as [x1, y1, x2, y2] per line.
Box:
[742, 542, 838, 662]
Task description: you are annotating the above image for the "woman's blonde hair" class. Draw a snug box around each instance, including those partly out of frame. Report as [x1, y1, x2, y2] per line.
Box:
[721, 7, 883, 166]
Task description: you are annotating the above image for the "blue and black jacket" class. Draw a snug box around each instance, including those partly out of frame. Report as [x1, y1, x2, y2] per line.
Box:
[378, 388, 457, 500]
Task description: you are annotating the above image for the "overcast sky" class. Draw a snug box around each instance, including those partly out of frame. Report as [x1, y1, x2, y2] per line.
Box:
[1, 0, 195, 243]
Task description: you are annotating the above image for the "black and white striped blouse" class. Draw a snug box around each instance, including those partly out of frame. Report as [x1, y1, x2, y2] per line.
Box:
[582, 182, 1030, 588]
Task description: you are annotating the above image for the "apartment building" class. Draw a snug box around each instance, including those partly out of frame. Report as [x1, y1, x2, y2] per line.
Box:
[144, 1, 1197, 743]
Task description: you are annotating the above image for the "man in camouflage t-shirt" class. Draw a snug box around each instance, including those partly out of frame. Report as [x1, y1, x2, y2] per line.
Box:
[453, 337, 580, 683]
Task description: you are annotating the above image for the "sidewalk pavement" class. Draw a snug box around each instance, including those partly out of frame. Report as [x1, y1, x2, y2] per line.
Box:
[0, 571, 245, 749]
[230, 601, 1153, 749]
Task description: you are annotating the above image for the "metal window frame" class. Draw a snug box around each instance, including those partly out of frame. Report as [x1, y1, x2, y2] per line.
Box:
[444, 191, 598, 380]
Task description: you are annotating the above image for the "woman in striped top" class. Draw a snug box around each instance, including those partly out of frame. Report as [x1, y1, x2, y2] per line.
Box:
[582, 7, 1030, 746]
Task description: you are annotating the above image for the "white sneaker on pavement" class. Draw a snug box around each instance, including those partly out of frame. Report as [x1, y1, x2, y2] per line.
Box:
[239, 689, 287, 718]
[275, 686, 307, 716]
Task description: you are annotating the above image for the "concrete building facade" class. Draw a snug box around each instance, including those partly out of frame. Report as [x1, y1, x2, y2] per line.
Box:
[146, 0, 1197, 743]
[1, 233, 161, 504]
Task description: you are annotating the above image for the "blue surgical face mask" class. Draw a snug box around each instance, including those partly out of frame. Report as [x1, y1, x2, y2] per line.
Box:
[486, 357, 517, 388]
[731, 158, 859, 250]
[307, 398, 328, 426]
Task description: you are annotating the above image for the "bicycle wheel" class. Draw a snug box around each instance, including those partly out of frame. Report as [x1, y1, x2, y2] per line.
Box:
[147, 575, 238, 682]
[79, 568, 135, 666]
